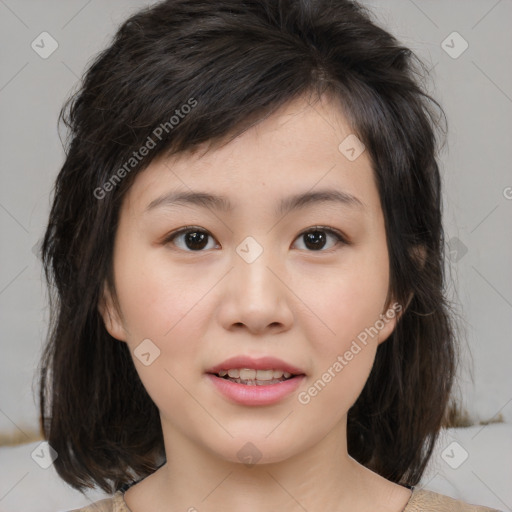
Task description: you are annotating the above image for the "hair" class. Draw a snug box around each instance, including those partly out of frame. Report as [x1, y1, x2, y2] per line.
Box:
[38, 0, 457, 495]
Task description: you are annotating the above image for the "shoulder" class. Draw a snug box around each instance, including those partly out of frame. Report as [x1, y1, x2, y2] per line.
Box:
[404, 488, 502, 512]
[66, 491, 129, 512]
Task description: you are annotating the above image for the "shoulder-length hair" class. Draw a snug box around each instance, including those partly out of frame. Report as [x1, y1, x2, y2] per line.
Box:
[39, 0, 456, 494]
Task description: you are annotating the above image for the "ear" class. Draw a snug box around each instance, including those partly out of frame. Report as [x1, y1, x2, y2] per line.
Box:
[395, 244, 426, 319]
[376, 300, 403, 345]
[377, 244, 427, 346]
[98, 281, 127, 342]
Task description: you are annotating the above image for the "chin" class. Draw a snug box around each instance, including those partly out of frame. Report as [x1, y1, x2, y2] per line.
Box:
[208, 435, 305, 468]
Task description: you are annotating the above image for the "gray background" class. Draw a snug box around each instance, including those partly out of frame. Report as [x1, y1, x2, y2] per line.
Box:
[0, 0, 511, 441]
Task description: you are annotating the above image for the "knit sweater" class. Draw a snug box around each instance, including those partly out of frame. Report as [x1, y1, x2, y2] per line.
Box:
[69, 487, 502, 511]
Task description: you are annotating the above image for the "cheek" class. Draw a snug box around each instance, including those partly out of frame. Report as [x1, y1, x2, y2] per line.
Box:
[114, 248, 213, 342]
[297, 251, 390, 350]
[115, 261, 211, 412]
[297, 265, 386, 414]
[304, 250, 390, 408]
[113, 253, 216, 398]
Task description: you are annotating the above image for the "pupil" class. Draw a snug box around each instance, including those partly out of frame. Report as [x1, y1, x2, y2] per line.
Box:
[186, 231, 208, 250]
[304, 231, 326, 250]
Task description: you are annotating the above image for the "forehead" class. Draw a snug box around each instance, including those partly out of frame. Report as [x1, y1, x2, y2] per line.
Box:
[122, 94, 380, 217]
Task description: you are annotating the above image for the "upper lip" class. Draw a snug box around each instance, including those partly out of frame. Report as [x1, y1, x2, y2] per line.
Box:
[206, 355, 306, 376]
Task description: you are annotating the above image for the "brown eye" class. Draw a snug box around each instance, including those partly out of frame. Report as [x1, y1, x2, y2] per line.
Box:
[293, 227, 347, 252]
[164, 227, 217, 251]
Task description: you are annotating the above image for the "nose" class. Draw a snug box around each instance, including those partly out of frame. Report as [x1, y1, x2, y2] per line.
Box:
[217, 245, 294, 335]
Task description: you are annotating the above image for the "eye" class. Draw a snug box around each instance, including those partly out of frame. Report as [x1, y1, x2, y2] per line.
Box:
[163, 225, 348, 252]
[163, 226, 218, 251]
[292, 226, 347, 252]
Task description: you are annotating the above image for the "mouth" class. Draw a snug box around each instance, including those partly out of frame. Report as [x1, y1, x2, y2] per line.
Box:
[205, 366, 306, 406]
[210, 368, 301, 386]
[205, 355, 306, 388]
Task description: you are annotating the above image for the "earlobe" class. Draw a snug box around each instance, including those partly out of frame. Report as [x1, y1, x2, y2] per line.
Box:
[376, 315, 396, 345]
[377, 246, 423, 347]
[377, 289, 418, 345]
[376, 300, 403, 345]
[98, 282, 127, 342]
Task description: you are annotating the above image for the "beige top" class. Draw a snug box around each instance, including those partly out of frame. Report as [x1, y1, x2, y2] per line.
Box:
[70, 488, 502, 511]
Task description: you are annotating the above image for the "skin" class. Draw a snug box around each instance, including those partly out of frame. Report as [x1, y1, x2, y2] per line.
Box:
[99, 93, 413, 512]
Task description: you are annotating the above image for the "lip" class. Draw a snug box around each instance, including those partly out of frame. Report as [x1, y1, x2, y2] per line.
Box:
[206, 373, 306, 406]
[205, 355, 306, 376]
[205, 355, 306, 406]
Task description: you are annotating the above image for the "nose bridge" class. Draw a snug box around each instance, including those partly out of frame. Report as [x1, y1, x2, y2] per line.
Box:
[220, 234, 292, 332]
[233, 235, 281, 304]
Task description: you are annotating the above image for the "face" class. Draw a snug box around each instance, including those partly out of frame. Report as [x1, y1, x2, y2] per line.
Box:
[100, 93, 399, 466]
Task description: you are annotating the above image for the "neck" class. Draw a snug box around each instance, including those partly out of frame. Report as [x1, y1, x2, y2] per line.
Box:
[123, 417, 409, 512]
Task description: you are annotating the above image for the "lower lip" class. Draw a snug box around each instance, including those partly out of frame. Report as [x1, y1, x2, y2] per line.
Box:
[205, 374, 305, 406]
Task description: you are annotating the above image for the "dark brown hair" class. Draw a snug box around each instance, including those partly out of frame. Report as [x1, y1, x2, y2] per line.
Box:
[39, 0, 456, 494]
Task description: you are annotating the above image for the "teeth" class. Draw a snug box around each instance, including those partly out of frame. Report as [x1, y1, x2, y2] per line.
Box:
[239, 369, 256, 380]
[254, 369, 274, 380]
[219, 368, 293, 380]
[227, 378, 288, 386]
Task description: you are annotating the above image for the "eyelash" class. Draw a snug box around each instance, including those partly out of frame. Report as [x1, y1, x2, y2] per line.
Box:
[162, 225, 349, 253]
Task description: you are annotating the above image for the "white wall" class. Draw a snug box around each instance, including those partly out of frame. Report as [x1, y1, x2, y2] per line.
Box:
[1, 0, 511, 440]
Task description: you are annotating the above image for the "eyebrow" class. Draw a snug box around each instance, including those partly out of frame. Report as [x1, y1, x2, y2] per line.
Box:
[145, 189, 365, 216]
